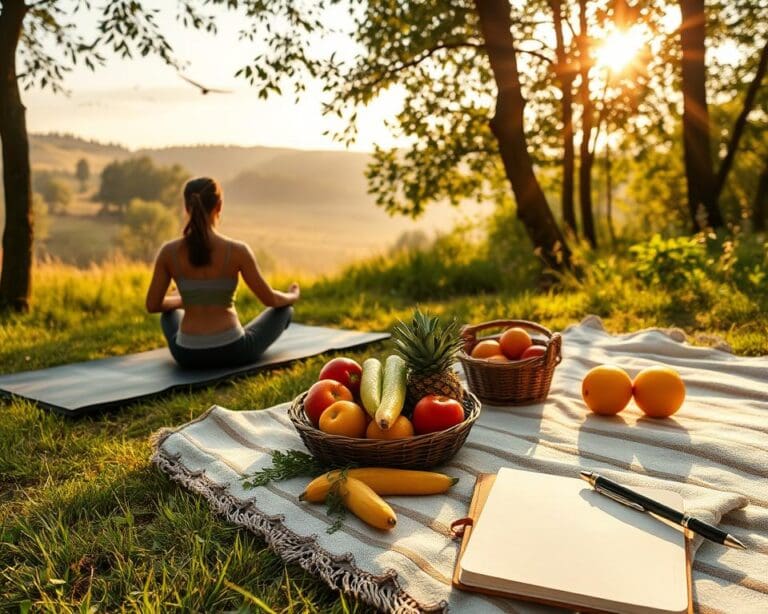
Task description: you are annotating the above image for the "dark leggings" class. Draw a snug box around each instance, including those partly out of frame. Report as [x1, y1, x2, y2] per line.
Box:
[160, 306, 293, 369]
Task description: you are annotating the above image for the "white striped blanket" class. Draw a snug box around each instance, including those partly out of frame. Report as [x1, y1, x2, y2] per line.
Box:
[152, 316, 768, 613]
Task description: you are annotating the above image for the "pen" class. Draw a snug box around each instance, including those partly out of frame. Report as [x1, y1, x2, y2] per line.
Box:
[579, 470, 747, 550]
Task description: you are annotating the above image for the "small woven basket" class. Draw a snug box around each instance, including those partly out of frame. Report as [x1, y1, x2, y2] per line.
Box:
[458, 319, 562, 406]
[288, 389, 481, 469]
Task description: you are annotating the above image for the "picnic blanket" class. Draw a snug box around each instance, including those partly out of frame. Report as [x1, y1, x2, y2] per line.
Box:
[152, 316, 768, 613]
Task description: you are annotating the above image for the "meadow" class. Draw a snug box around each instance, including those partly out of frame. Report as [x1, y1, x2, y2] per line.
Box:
[1, 227, 766, 611]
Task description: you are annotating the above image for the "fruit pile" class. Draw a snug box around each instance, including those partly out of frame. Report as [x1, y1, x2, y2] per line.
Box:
[582, 365, 686, 418]
[300, 468, 458, 531]
[469, 326, 547, 362]
[304, 310, 468, 439]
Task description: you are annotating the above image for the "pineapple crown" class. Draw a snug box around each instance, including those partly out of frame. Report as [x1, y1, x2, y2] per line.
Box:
[391, 309, 464, 375]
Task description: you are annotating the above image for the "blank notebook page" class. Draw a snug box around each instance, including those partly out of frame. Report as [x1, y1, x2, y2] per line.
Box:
[459, 468, 688, 614]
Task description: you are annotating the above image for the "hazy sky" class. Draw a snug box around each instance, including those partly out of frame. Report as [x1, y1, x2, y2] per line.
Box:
[24, 4, 402, 152]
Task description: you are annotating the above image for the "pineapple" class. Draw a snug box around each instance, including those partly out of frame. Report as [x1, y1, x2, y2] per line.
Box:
[392, 309, 465, 406]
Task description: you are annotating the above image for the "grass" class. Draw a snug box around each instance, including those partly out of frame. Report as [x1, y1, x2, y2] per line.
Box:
[1, 229, 767, 611]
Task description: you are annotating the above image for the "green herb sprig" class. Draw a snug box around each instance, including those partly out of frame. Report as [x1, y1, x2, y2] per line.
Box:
[241, 450, 353, 534]
[241, 450, 326, 489]
[324, 468, 349, 534]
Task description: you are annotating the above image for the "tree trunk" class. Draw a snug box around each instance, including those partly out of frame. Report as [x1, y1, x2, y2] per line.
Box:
[0, 1, 32, 312]
[715, 39, 768, 199]
[605, 142, 616, 243]
[753, 160, 768, 232]
[474, 0, 571, 271]
[551, 0, 577, 236]
[577, 0, 597, 248]
[679, 0, 723, 230]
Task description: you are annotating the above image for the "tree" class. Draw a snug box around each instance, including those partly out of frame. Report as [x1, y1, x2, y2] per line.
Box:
[474, 0, 571, 269]
[31, 192, 49, 257]
[117, 199, 177, 261]
[678, 0, 723, 230]
[551, 0, 577, 236]
[75, 158, 90, 193]
[713, 39, 768, 200]
[96, 157, 188, 214]
[0, 0, 208, 311]
[576, 0, 598, 248]
[753, 161, 768, 232]
[33, 173, 72, 215]
[232, 1, 573, 270]
[0, 1, 33, 311]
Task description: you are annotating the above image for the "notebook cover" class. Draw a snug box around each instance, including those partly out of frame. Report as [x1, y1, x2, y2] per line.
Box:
[452, 473, 693, 613]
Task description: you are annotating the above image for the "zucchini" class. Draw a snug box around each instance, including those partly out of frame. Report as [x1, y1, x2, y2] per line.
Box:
[375, 355, 407, 430]
[360, 358, 383, 419]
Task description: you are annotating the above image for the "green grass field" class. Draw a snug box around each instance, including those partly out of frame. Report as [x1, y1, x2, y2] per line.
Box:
[1, 232, 767, 611]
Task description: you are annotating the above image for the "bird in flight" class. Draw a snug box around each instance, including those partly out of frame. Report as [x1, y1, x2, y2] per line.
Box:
[178, 74, 233, 95]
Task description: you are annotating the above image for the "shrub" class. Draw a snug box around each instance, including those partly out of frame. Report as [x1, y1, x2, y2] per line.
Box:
[629, 234, 709, 289]
[117, 199, 178, 262]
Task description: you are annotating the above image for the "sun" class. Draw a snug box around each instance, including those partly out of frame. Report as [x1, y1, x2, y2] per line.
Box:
[595, 27, 645, 73]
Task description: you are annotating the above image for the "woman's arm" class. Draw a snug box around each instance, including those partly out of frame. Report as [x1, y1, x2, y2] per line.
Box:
[145, 245, 183, 313]
[239, 243, 300, 308]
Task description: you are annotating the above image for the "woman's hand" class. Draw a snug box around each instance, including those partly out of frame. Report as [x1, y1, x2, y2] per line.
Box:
[288, 282, 300, 302]
[163, 288, 184, 312]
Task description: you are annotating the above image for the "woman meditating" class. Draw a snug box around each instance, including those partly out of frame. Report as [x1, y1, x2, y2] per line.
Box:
[146, 177, 300, 369]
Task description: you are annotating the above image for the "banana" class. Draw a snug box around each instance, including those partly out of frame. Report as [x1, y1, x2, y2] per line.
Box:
[300, 467, 459, 503]
[339, 477, 397, 530]
[360, 358, 383, 419]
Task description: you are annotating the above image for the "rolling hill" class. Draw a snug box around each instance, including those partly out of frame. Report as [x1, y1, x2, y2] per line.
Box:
[3, 133, 491, 273]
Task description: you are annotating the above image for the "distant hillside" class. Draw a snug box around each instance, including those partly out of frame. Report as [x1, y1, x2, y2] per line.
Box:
[134, 144, 296, 182]
[30, 133, 130, 173]
[29, 133, 370, 186]
[12, 133, 490, 273]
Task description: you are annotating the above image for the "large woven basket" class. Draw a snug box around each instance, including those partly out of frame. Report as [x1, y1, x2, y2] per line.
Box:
[288, 389, 481, 469]
[458, 319, 562, 406]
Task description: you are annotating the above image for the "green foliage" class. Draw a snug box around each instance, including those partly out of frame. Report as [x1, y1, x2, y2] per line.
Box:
[96, 157, 189, 213]
[330, 226, 502, 301]
[241, 450, 325, 489]
[75, 158, 90, 192]
[32, 193, 50, 246]
[117, 199, 178, 262]
[629, 234, 709, 289]
[32, 171, 72, 215]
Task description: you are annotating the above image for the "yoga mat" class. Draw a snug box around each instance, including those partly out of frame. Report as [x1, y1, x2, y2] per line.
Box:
[0, 323, 389, 417]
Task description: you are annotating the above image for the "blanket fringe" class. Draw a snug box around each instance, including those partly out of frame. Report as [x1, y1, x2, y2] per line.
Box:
[151, 448, 447, 614]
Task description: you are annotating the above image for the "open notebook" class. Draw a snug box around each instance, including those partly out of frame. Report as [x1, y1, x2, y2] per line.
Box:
[454, 468, 691, 613]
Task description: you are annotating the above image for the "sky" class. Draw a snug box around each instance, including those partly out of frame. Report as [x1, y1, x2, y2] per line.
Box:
[23, 3, 402, 152]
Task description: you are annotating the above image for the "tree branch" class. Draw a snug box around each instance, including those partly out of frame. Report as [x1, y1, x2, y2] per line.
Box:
[362, 41, 484, 91]
[714, 38, 768, 199]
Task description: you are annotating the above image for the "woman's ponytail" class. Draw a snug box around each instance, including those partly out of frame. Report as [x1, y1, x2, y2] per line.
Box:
[183, 177, 222, 267]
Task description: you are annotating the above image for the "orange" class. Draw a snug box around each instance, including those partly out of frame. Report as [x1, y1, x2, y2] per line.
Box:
[366, 415, 415, 439]
[318, 400, 368, 437]
[632, 366, 686, 418]
[471, 339, 502, 359]
[486, 354, 511, 363]
[581, 365, 633, 415]
[499, 327, 533, 359]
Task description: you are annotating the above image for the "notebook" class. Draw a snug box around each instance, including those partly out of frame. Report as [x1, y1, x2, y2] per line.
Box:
[454, 468, 692, 614]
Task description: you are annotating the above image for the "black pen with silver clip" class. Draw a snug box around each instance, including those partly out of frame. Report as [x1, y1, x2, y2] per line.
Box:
[580, 471, 746, 550]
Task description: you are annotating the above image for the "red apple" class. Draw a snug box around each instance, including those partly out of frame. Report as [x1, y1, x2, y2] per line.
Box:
[318, 357, 363, 396]
[520, 345, 547, 360]
[304, 379, 353, 427]
[412, 395, 465, 435]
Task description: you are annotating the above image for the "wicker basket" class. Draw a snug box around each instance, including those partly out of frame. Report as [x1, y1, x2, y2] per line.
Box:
[458, 319, 562, 406]
[288, 389, 481, 469]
